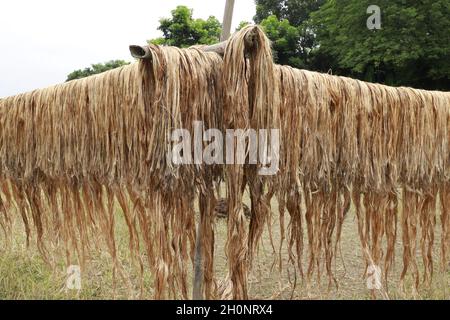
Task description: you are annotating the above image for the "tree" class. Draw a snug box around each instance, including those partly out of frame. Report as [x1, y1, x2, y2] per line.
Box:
[149, 6, 221, 47]
[309, 0, 450, 89]
[260, 15, 303, 68]
[254, 0, 324, 26]
[236, 21, 251, 31]
[66, 6, 223, 81]
[66, 60, 130, 82]
[254, 0, 325, 68]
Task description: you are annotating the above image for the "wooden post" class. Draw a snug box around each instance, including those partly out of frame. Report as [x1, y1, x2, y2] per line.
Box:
[221, 0, 236, 41]
[192, 218, 204, 300]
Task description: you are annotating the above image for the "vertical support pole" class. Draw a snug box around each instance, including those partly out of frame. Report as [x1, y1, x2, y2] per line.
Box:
[193, 219, 203, 300]
[221, 0, 236, 41]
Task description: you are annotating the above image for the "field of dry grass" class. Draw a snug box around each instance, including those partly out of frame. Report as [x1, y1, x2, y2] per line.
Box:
[0, 190, 449, 300]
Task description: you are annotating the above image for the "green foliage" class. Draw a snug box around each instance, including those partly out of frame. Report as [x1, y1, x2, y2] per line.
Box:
[254, 0, 449, 89]
[260, 15, 303, 68]
[66, 60, 130, 82]
[149, 6, 221, 47]
[255, 0, 325, 26]
[65, 3, 449, 90]
[309, 0, 450, 89]
[66, 6, 220, 82]
[236, 21, 251, 31]
[255, 1, 326, 69]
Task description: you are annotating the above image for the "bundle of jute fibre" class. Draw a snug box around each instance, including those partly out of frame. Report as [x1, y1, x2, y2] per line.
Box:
[0, 44, 224, 299]
[221, 25, 280, 299]
[274, 66, 450, 295]
[223, 25, 449, 299]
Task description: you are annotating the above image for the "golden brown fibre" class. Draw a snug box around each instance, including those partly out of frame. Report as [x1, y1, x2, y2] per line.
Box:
[0, 25, 449, 300]
[274, 65, 450, 296]
[0, 45, 224, 299]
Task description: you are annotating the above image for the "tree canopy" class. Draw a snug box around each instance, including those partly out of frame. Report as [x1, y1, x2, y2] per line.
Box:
[66, 6, 221, 81]
[260, 15, 303, 68]
[149, 5, 221, 47]
[66, 2, 449, 90]
[309, 0, 450, 89]
[255, 0, 450, 90]
[66, 60, 129, 82]
[255, 0, 324, 26]
[255, 0, 325, 69]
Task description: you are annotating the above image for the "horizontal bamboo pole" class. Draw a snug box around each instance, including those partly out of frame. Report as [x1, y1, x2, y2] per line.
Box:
[129, 27, 258, 59]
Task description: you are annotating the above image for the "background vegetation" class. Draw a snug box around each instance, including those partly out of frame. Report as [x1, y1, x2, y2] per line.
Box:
[67, 1, 450, 90]
[66, 60, 130, 81]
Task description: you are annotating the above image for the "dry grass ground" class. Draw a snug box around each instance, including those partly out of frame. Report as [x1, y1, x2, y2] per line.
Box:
[0, 190, 449, 300]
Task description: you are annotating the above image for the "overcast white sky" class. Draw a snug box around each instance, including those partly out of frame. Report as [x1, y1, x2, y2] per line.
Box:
[0, 0, 256, 98]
